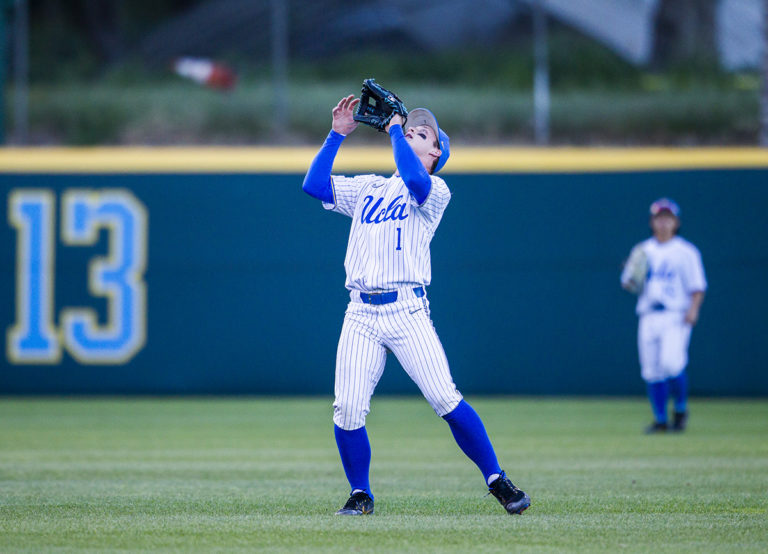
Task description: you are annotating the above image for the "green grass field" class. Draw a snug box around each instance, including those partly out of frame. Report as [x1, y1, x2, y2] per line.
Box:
[1, 397, 766, 552]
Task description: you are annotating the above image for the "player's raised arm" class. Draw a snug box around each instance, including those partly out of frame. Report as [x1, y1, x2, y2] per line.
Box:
[386, 114, 432, 205]
[302, 95, 360, 202]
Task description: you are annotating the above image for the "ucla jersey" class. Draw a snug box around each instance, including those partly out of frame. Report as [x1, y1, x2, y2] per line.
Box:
[323, 174, 451, 292]
[635, 236, 707, 315]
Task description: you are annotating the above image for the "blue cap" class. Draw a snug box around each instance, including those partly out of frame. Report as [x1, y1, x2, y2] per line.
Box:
[406, 108, 450, 173]
[434, 129, 450, 173]
[650, 198, 680, 217]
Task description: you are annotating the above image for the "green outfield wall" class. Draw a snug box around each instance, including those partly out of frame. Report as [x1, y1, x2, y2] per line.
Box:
[1, 148, 767, 395]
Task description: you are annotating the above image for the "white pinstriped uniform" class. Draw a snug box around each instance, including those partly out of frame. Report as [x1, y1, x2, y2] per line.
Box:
[622, 236, 707, 383]
[323, 173, 463, 430]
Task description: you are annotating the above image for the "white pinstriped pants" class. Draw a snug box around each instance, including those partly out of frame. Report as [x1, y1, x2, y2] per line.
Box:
[333, 288, 463, 430]
[638, 311, 692, 383]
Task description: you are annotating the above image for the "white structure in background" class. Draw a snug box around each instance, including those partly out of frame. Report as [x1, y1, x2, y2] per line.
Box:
[716, 0, 765, 70]
[542, 0, 661, 64]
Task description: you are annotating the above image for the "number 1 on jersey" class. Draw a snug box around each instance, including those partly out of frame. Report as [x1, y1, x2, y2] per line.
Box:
[396, 227, 402, 251]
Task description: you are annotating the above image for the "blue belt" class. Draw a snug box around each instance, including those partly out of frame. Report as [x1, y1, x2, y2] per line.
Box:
[650, 302, 667, 312]
[360, 287, 425, 305]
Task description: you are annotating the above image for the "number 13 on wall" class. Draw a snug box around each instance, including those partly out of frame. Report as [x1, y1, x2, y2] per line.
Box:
[7, 189, 148, 365]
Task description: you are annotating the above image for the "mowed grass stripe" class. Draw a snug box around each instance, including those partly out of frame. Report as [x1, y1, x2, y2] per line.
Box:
[0, 397, 766, 553]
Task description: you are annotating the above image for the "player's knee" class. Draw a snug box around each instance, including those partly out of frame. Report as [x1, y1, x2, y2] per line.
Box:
[641, 365, 663, 383]
[660, 355, 687, 378]
[425, 390, 463, 418]
[333, 402, 368, 430]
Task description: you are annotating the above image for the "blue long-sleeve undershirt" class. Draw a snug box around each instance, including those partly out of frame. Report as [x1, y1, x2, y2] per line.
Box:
[302, 125, 432, 206]
[302, 129, 345, 204]
[389, 124, 432, 205]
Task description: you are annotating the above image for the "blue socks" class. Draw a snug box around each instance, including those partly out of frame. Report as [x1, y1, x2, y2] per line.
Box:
[335, 400, 503, 495]
[334, 425, 373, 499]
[648, 371, 689, 423]
[647, 380, 670, 423]
[442, 400, 502, 483]
[668, 370, 688, 414]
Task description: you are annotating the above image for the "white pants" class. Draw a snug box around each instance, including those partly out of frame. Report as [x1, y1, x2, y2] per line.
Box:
[333, 289, 463, 430]
[638, 311, 692, 383]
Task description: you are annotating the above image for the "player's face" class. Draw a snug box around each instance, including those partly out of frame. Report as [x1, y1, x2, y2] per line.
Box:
[405, 125, 440, 159]
[651, 212, 679, 240]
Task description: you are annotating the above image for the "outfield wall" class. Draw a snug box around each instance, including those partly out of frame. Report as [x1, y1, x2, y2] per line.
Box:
[2, 148, 767, 395]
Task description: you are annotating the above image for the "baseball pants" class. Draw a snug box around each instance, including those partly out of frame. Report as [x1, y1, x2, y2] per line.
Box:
[638, 310, 692, 383]
[333, 288, 463, 430]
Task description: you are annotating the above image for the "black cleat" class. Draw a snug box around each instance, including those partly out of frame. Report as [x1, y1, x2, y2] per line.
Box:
[335, 490, 374, 516]
[488, 471, 531, 515]
[671, 411, 688, 432]
[645, 421, 668, 434]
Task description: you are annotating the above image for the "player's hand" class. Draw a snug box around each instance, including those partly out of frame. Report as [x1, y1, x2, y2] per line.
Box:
[385, 113, 405, 133]
[332, 95, 360, 136]
[684, 306, 700, 326]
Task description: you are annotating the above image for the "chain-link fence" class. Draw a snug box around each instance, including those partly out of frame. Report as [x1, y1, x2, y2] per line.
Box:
[1, 0, 767, 145]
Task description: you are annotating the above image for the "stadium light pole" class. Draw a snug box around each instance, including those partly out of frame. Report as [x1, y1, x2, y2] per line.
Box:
[0, 0, 7, 144]
[271, 0, 288, 141]
[532, 0, 550, 146]
[13, 0, 28, 144]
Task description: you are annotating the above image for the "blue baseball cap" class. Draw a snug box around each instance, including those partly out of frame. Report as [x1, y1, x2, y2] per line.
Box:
[650, 197, 680, 217]
[406, 108, 450, 173]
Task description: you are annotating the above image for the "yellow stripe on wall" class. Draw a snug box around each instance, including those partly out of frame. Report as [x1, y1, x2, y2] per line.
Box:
[1, 146, 768, 174]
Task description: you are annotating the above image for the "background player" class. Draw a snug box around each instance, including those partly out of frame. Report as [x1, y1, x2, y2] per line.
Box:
[301, 94, 531, 516]
[621, 198, 707, 433]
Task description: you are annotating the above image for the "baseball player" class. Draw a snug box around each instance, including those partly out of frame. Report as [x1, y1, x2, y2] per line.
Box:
[621, 198, 707, 433]
[302, 94, 531, 516]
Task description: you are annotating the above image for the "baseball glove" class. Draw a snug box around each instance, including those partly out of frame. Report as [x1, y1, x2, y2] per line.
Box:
[623, 243, 649, 294]
[353, 78, 408, 132]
